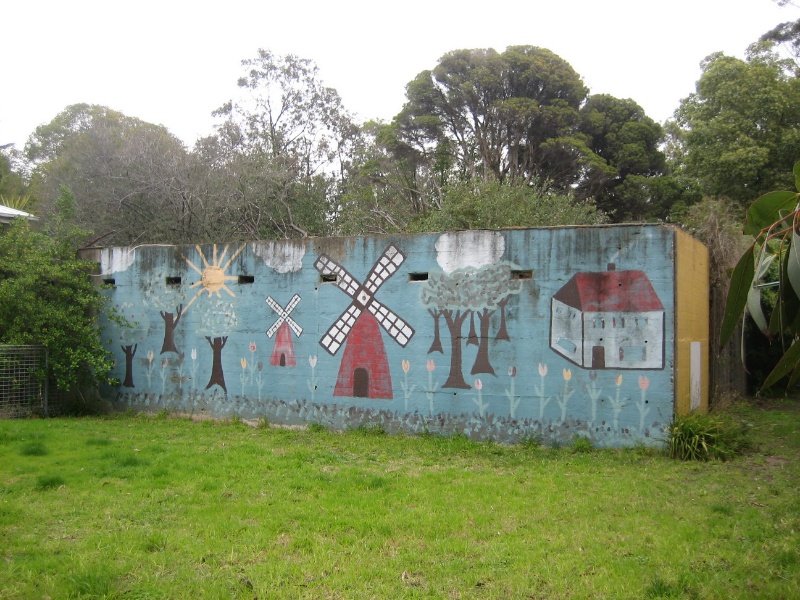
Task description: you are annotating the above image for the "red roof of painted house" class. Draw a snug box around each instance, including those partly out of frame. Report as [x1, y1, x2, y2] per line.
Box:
[553, 269, 664, 312]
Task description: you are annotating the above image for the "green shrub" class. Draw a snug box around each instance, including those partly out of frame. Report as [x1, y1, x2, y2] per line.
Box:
[667, 410, 751, 461]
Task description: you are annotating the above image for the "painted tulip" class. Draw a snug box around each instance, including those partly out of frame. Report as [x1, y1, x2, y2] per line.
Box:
[508, 366, 517, 377]
[191, 348, 197, 361]
[147, 350, 154, 364]
[639, 376, 650, 390]
[249, 341, 257, 353]
[402, 359, 410, 373]
[161, 358, 168, 369]
[309, 355, 318, 368]
[538, 363, 548, 377]
[562, 368, 572, 381]
[616, 374, 623, 387]
[426, 359, 435, 372]
[240, 357, 247, 370]
[474, 379, 483, 391]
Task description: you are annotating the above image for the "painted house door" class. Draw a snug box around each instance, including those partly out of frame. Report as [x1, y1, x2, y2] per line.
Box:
[591, 346, 605, 369]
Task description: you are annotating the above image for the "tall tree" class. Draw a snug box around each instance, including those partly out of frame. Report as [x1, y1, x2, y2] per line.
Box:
[25, 104, 198, 245]
[208, 50, 358, 239]
[395, 46, 590, 189]
[672, 49, 800, 204]
[577, 95, 667, 220]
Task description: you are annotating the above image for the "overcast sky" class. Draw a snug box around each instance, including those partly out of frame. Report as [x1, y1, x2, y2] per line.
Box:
[2, 0, 798, 150]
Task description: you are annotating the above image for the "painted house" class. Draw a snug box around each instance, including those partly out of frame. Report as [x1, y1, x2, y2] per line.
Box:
[84, 224, 709, 447]
[550, 265, 665, 370]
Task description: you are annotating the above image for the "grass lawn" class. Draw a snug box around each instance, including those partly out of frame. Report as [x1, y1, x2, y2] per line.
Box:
[1, 401, 799, 599]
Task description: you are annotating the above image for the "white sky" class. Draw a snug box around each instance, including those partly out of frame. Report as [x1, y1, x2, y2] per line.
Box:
[2, 0, 798, 150]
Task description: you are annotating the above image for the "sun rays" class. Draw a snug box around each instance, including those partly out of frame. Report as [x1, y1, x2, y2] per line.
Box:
[181, 244, 246, 315]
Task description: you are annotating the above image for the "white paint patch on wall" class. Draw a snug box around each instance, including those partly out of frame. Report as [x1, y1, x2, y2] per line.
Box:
[435, 231, 505, 273]
[100, 247, 136, 275]
[251, 241, 306, 273]
[690, 341, 701, 411]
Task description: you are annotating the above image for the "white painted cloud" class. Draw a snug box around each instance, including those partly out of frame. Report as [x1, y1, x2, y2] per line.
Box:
[435, 231, 505, 273]
[100, 247, 136, 275]
[251, 241, 306, 273]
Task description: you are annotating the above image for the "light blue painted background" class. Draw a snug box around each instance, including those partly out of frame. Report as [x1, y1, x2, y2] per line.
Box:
[97, 224, 677, 447]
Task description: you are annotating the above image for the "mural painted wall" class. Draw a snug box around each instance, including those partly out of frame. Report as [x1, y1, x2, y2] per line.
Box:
[88, 225, 709, 447]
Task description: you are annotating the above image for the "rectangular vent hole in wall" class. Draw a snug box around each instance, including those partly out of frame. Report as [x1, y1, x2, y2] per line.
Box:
[408, 272, 429, 282]
[238, 275, 255, 284]
[166, 276, 182, 286]
[102, 278, 116, 286]
[320, 273, 338, 284]
[511, 269, 533, 280]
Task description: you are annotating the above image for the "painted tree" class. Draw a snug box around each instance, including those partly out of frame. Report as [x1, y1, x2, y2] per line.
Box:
[420, 264, 521, 388]
[159, 304, 183, 354]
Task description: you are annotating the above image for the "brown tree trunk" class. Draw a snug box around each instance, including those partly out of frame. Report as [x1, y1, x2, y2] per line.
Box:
[443, 310, 471, 389]
[428, 308, 444, 354]
[122, 344, 137, 388]
[495, 297, 510, 341]
[471, 308, 496, 376]
[205, 336, 228, 393]
[160, 304, 183, 354]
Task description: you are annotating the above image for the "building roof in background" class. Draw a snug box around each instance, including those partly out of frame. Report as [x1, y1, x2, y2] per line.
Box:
[0, 204, 37, 224]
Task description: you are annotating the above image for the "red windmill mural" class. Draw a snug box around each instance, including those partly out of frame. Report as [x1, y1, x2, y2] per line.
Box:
[266, 294, 302, 367]
[314, 245, 415, 399]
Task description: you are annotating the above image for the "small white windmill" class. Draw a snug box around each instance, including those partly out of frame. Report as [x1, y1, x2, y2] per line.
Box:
[265, 294, 302, 367]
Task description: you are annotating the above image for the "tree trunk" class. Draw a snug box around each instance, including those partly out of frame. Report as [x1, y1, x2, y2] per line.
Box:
[121, 344, 137, 388]
[428, 308, 444, 354]
[467, 312, 479, 347]
[495, 297, 510, 341]
[160, 304, 183, 354]
[471, 308, 496, 376]
[205, 336, 228, 393]
[442, 310, 471, 389]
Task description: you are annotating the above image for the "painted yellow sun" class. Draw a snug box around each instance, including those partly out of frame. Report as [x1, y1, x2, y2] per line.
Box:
[181, 244, 245, 315]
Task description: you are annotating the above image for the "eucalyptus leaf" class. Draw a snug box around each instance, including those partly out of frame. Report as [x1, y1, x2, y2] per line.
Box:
[763, 336, 800, 389]
[743, 191, 798, 235]
[794, 160, 800, 192]
[720, 243, 755, 348]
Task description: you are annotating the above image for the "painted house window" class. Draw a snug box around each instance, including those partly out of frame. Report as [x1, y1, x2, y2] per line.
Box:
[557, 338, 577, 353]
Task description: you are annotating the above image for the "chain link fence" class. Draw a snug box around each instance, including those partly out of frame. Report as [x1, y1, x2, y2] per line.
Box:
[0, 345, 70, 418]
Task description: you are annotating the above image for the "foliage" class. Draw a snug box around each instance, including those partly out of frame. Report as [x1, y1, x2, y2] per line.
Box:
[25, 104, 198, 245]
[577, 94, 667, 220]
[407, 179, 606, 233]
[667, 410, 752, 461]
[672, 49, 800, 205]
[0, 187, 120, 390]
[206, 49, 359, 239]
[721, 161, 800, 389]
[0, 150, 31, 211]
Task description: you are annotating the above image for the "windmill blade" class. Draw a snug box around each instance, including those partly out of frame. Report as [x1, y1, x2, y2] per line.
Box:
[364, 245, 405, 294]
[265, 296, 287, 338]
[314, 255, 361, 300]
[320, 303, 362, 355]
[284, 294, 303, 337]
[367, 299, 415, 347]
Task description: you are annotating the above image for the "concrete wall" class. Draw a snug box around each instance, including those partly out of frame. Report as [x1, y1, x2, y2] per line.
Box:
[90, 224, 708, 446]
